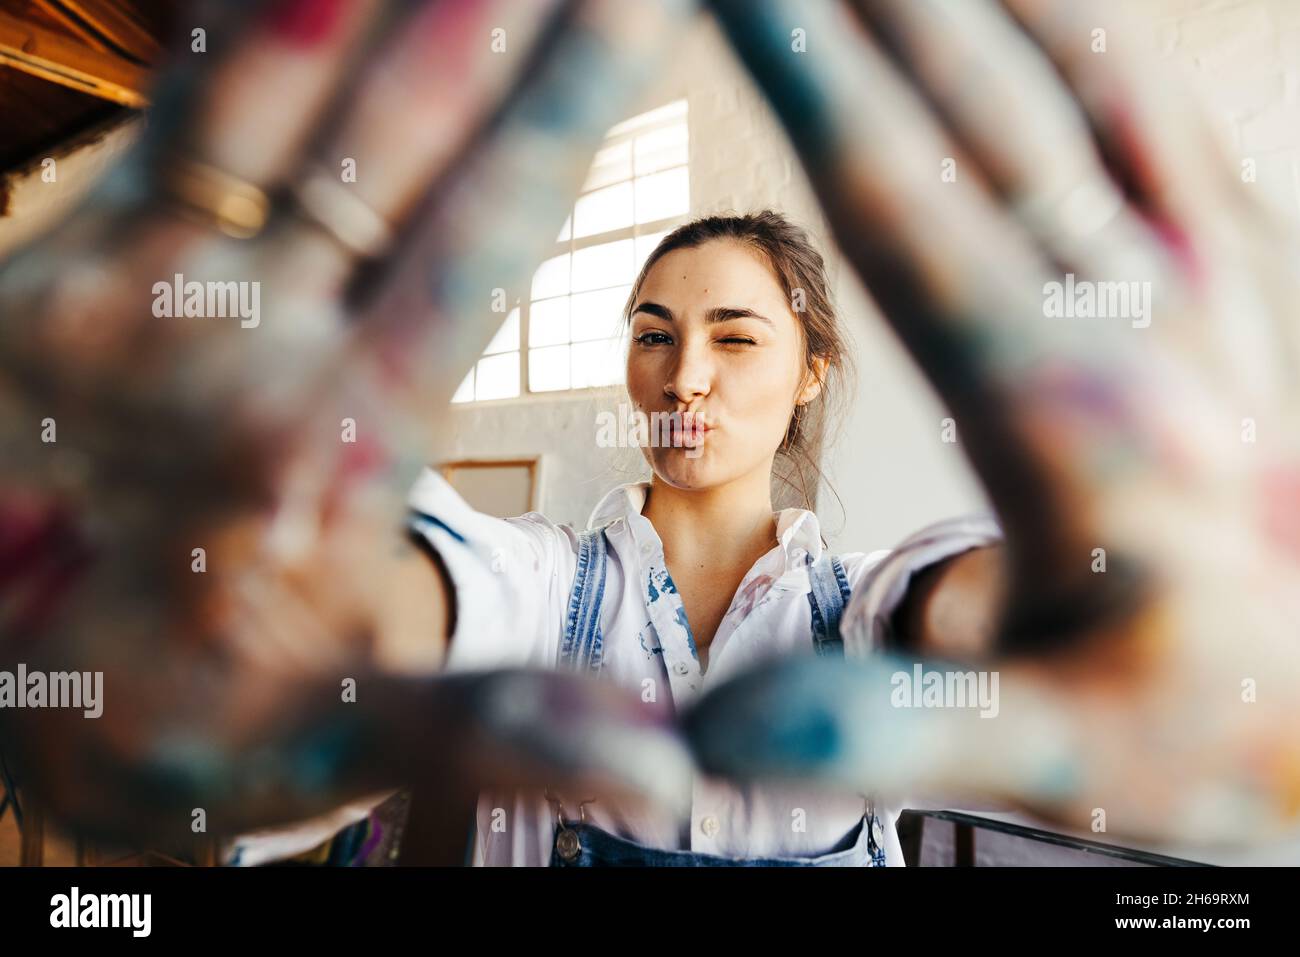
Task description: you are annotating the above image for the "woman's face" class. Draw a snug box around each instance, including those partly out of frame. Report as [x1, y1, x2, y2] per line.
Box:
[626, 239, 821, 491]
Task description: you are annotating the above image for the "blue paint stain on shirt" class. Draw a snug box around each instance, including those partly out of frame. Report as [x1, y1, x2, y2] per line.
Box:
[637, 626, 663, 658]
[647, 566, 698, 660]
[674, 605, 698, 660]
[648, 566, 679, 602]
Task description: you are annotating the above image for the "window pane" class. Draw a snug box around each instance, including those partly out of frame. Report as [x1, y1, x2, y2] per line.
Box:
[635, 167, 689, 224]
[556, 214, 572, 242]
[484, 307, 520, 355]
[531, 253, 571, 300]
[582, 141, 632, 192]
[572, 239, 634, 292]
[571, 285, 631, 342]
[635, 124, 688, 176]
[635, 230, 669, 273]
[529, 344, 570, 392]
[571, 338, 627, 388]
[452, 369, 474, 404]
[475, 352, 520, 400]
[573, 181, 634, 239]
[529, 296, 570, 347]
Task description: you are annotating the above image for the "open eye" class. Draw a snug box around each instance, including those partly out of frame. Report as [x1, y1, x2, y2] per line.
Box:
[633, 331, 673, 346]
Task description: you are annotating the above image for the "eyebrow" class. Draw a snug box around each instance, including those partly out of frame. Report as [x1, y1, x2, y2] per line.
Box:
[631, 301, 775, 327]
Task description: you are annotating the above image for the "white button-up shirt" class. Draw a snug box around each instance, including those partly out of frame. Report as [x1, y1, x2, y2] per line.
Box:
[408, 467, 1000, 866]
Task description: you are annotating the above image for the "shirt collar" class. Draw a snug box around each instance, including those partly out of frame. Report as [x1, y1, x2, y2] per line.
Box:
[586, 482, 827, 572]
[587, 481, 650, 530]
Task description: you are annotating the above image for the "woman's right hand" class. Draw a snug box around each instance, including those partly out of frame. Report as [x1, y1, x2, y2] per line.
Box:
[0, 0, 696, 846]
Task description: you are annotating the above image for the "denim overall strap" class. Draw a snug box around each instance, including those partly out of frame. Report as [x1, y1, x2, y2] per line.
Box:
[559, 528, 608, 675]
[806, 551, 852, 656]
[807, 550, 888, 867]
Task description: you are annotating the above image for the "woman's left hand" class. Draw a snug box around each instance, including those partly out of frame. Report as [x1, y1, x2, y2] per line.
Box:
[690, 0, 1300, 848]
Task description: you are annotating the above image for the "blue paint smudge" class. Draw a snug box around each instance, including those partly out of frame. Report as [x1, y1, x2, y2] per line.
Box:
[287, 719, 365, 795]
[647, 567, 697, 660]
[674, 605, 698, 660]
[637, 626, 663, 658]
[770, 708, 841, 765]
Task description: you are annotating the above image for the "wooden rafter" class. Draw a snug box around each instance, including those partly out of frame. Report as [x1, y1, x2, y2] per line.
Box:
[47, 0, 160, 64]
[0, 4, 150, 107]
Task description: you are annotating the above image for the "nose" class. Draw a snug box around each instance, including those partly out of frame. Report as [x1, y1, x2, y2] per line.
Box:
[664, 337, 712, 407]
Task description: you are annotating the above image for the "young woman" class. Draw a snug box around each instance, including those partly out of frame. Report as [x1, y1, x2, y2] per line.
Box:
[405, 211, 1005, 866]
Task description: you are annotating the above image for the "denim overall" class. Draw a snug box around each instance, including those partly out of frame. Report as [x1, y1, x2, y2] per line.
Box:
[549, 528, 888, 867]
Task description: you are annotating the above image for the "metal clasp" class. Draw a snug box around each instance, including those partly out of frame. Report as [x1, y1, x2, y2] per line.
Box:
[859, 791, 886, 865]
[544, 787, 597, 862]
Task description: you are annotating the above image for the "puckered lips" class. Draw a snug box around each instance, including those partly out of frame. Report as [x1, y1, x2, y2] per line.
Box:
[662, 410, 711, 449]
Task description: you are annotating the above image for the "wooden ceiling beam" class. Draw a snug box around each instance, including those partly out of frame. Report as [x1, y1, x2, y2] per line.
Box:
[32, 0, 113, 54]
[53, 0, 160, 64]
[0, 7, 149, 107]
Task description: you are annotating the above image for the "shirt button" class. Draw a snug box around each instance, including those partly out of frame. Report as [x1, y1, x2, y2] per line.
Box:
[700, 816, 720, 838]
[674, 661, 690, 676]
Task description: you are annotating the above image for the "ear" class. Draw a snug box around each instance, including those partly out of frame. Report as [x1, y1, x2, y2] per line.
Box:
[796, 355, 829, 405]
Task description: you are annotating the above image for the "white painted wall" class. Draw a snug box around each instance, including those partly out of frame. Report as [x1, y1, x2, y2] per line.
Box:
[0, 118, 139, 259]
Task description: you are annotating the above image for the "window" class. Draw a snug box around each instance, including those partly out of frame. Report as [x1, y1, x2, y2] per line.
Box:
[453, 99, 690, 403]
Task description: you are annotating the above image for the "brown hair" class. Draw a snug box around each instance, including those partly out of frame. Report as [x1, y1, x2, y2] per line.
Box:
[623, 210, 853, 512]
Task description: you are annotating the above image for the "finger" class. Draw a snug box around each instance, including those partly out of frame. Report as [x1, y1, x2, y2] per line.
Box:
[685, 654, 1080, 821]
[711, 0, 1125, 597]
[441, 670, 695, 818]
[290, 0, 567, 253]
[0, 1, 393, 502]
[684, 652, 1300, 847]
[848, 0, 1273, 496]
[711, 0, 1054, 372]
[993, 0, 1300, 402]
[863, 0, 1300, 522]
[343, 0, 698, 483]
[151, 0, 385, 193]
[5, 663, 693, 844]
[997, 0, 1239, 266]
[854, 0, 1172, 289]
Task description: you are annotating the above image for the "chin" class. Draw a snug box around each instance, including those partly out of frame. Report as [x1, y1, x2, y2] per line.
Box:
[648, 446, 725, 490]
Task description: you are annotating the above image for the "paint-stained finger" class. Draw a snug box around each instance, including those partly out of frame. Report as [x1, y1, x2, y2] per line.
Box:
[344, 0, 697, 490]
